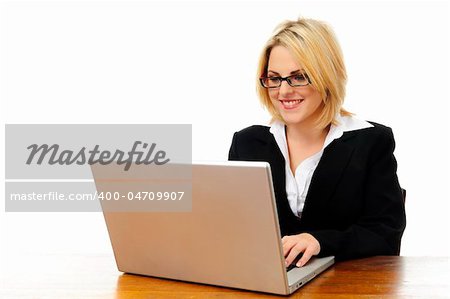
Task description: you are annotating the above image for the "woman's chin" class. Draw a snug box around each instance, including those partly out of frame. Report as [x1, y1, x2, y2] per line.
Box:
[280, 114, 306, 126]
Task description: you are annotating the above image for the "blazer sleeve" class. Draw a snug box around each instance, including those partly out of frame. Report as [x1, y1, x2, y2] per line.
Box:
[308, 127, 406, 260]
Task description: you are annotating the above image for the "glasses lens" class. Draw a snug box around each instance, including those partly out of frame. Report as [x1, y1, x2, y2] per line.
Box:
[262, 77, 281, 88]
[288, 74, 309, 86]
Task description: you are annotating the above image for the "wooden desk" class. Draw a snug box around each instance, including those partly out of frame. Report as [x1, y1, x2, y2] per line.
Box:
[1, 254, 448, 298]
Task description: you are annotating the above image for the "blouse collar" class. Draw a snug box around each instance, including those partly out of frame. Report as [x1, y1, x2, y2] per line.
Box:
[269, 114, 373, 161]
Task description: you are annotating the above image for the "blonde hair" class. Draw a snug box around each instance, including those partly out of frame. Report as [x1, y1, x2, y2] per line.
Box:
[256, 17, 352, 128]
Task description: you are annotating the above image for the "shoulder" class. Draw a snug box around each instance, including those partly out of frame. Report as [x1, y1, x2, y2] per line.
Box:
[359, 121, 395, 142]
[228, 125, 273, 160]
[339, 115, 395, 143]
[341, 120, 397, 162]
[367, 121, 393, 134]
[235, 124, 270, 135]
[232, 125, 272, 143]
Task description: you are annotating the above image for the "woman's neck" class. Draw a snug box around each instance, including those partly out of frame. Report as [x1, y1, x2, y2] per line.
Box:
[285, 122, 329, 145]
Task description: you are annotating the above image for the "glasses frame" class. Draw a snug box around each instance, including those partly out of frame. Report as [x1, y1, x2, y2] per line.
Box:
[259, 73, 311, 89]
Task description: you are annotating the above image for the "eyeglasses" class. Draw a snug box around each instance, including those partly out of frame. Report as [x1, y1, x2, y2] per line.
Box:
[259, 73, 311, 88]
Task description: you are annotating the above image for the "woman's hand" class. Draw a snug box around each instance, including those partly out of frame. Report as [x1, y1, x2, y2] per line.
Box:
[282, 233, 321, 267]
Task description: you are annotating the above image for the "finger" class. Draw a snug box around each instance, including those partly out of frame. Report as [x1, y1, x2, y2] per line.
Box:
[281, 236, 289, 244]
[285, 247, 301, 266]
[282, 238, 298, 257]
[297, 247, 314, 267]
[285, 244, 306, 266]
[282, 240, 294, 257]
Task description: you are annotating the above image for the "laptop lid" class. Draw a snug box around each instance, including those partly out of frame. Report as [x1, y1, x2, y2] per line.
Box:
[91, 161, 333, 295]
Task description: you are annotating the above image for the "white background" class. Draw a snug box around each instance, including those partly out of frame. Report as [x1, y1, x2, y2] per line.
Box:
[0, 0, 449, 267]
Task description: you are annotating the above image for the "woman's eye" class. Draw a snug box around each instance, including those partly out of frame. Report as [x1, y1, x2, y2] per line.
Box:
[293, 75, 305, 81]
[268, 77, 281, 82]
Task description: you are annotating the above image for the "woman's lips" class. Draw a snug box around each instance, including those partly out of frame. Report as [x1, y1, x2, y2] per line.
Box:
[279, 99, 304, 110]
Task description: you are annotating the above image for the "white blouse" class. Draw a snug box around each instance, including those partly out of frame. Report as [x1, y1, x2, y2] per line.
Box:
[269, 114, 373, 218]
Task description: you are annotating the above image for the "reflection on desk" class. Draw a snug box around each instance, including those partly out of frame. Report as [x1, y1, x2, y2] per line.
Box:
[1, 253, 449, 298]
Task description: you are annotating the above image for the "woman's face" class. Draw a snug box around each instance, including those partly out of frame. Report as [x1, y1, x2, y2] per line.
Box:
[267, 45, 323, 127]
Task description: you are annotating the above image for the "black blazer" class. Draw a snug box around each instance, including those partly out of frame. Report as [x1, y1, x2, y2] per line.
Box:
[228, 122, 406, 261]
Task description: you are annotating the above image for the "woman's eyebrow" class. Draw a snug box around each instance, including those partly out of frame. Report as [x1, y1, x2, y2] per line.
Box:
[267, 69, 304, 75]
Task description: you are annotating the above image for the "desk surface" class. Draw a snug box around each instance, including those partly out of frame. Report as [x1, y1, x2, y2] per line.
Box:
[1, 253, 449, 298]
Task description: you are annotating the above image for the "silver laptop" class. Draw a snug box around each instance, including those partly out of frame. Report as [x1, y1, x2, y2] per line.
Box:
[90, 161, 334, 295]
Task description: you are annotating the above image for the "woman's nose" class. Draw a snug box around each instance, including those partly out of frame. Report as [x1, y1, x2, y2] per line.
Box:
[278, 80, 295, 96]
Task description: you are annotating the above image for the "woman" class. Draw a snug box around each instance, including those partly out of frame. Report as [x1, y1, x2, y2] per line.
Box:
[228, 18, 406, 268]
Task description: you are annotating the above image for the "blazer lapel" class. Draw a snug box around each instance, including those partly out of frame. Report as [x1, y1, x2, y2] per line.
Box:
[255, 131, 294, 218]
[301, 135, 355, 219]
[254, 127, 357, 225]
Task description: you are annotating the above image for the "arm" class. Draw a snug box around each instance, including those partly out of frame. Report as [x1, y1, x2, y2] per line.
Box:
[309, 127, 406, 260]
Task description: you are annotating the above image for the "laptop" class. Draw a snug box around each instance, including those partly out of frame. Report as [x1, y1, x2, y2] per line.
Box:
[90, 161, 334, 295]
